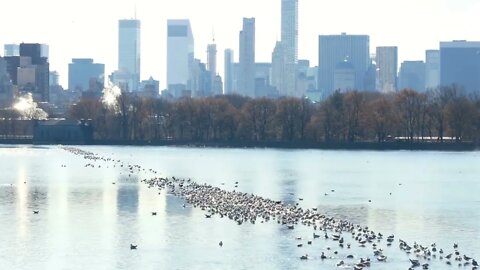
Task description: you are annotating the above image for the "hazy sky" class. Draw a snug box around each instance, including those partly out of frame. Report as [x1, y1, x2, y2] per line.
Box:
[1, 0, 479, 89]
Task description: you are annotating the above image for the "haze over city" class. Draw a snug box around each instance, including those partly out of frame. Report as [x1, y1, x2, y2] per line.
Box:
[1, 0, 479, 88]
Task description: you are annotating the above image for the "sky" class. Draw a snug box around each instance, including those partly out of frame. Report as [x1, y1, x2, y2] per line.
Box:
[1, 0, 479, 89]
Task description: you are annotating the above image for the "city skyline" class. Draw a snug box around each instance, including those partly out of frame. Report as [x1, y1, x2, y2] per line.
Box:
[1, 0, 479, 89]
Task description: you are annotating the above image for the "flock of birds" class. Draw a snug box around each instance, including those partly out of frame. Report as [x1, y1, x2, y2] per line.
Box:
[59, 147, 478, 270]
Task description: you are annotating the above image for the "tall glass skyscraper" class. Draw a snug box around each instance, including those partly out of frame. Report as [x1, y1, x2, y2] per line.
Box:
[118, 19, 141, 92]
[167, 19, 194, 97]
[280, 0, 298, 97]
[238, 18, 255, 97]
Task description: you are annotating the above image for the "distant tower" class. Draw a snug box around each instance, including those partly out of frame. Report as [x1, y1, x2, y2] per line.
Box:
[318, 33, 370, 98]
[281, 0, 298, 96]
[238, 18, 255, 97]
[425, 50, 440, 90]
[376, 46, 398, 93]
[224, 49, 234, 94]
[167, 19, 194, 97]
[207, 41, 217, 95]
[118, 19, 141, 92]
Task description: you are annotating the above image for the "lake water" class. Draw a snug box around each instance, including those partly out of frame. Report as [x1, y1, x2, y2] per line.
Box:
[0, 145, 479, 269]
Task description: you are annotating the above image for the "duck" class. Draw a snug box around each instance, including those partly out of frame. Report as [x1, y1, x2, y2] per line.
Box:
[300, 254, 308, 260]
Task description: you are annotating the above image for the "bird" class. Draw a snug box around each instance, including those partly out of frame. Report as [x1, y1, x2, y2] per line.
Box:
[297, 244, 303, 248]
[377, 255, 387, 262]
[130, 244, 137, 250]
[454, 243, 458, 249]
[151, 212, 157, 216]
[33, 210, 39, 214]
[219, 241, 223, 247]
[205, 214, 212, 218]
[300, 254, 308, 260]
[336, 260, 345, 267]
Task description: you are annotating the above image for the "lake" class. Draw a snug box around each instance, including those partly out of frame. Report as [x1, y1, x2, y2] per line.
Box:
[0, 145, 479, 269]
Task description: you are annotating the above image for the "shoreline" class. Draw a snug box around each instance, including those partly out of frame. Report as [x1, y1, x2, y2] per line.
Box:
[0, 138, 477, 151]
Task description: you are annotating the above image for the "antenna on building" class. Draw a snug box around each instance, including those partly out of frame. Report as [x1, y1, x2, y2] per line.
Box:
[212, 27, 215, 43]
[134, 3, 137, 19]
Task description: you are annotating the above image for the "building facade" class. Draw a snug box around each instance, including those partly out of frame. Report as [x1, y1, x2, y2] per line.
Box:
[238, 18, 256, 97]
[376, 46, 398, 93]
[398, 61, 425, 92]
[280, 0, 298, 97]
[440, 41, 480, 93]
[4, 44, 19, 57]
[167, 19, 194, 97]
[118, 19, 141, 92]
[207, 43, 218, 95]
[425, 50, 440, 90]
[224, 49, 234, 94]
[318, 33, 370, 98]
[68, 58, 105, 92]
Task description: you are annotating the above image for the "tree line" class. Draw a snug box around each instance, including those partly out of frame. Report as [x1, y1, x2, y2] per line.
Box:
[66, 86, 480, 144]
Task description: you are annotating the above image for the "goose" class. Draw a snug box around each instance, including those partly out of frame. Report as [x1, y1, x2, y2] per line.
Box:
[422, 263, 429, 269]
[320, 252, 327, 260]
[336, 260, 345, 267]
[313, 233, 320, 239]
[464, 255, 472, 261]
[300, 254, 308, 260]
[472, 259, 478, 266]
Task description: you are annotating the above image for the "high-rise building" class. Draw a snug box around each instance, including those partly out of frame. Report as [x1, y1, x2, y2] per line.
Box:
[238, 18, 255, 97]
[4, 44, 19, 57]
[280, 0, 298, 97]
[440, 41, 480, 93]
[425, 50, 440, 90]
[271, 41, 285, 96]
[167, 19, 194, 97]
[68, 58, 105, 92]
[224, 49, 234, 95]
[318, 33, 370, 98]
[0, 57, 14, 108]
[207, 43, 218, 95]
[17, 43, 50, 102]
[376, 46, 398, 93]
[398, 61, 425, 92]
[118, 19, 141, 92]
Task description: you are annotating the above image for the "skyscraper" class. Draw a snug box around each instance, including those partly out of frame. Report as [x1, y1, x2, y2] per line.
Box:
[167, 19, 194, 97]
[425, 50, 440, 90]
[224, 49, 234, 95]
[318, 33, 370, 98]
[68, 58, 105, 92]
[280, 0, 298, 96]
[271, 41, 285, 95]
[118, 19, 141, 92]
[18, 43, 50, 102]
[440, 41, 480, 93]
[207, 43, 218, 95]
[398, 61, 425, 92]
[238, 18, 255, 97]
[376, 46, 398, 93]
